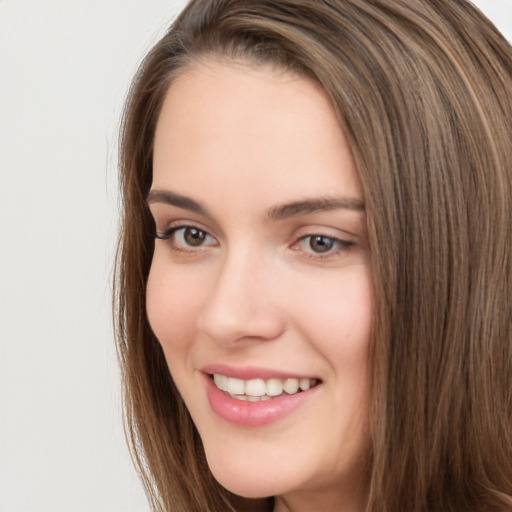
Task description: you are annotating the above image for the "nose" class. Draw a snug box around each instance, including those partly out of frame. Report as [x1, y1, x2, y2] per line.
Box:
[197, 248, 286, 347]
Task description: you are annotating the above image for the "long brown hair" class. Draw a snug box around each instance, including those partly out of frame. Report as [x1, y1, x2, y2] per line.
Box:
[115, 1, 512, 510]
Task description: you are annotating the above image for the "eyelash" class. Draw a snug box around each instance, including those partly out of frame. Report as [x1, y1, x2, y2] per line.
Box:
[155, 225, 217, 253]
[155, 225, 354, 260]
[292, 234, 354, 260]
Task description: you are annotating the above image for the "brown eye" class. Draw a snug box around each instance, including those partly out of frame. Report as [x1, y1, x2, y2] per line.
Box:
[309, 235, 335, 253]
[155, 225, 216, 250]
[183, 227, 207, 246]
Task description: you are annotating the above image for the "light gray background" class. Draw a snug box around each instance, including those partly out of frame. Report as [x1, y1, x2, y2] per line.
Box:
[0, 1, 510, 511]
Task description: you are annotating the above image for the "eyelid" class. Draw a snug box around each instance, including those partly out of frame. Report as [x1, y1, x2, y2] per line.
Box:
[290, 232, 355, 261]
[151, 207, 222, 239]
[154, 218, 213, 238]
[155, 223, 218, 252]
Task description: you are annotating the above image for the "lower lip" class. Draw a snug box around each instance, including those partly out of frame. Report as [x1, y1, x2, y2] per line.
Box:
[204, 374, 320, 427]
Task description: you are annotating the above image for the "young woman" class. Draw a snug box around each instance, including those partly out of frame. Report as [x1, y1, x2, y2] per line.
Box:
[115, 1, 512, 511]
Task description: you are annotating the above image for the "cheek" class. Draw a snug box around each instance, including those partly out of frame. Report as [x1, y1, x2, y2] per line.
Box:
[146, 258, 203, 352]
[294, 264, 373, 361]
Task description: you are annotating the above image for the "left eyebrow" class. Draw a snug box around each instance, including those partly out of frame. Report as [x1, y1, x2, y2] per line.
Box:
[146, 189, 210, 217]
[268, 196, 365, 221]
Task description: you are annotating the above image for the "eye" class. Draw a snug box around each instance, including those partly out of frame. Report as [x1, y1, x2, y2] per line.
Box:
[294, 234, 353, 257]
[306, 235, 336, 253]
[176, 227, 210, 247]
[155, 225, 217, 251]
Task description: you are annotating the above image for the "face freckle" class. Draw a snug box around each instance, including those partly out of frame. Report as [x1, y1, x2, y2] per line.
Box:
[146, 60, 373, 511]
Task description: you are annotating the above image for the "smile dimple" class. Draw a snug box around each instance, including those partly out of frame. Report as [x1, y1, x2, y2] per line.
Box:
[212, 374, 320, 402]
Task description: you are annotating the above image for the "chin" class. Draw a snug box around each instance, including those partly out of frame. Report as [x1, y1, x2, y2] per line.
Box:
[209, 468, 287, 499]
[203, 447, 296, 499]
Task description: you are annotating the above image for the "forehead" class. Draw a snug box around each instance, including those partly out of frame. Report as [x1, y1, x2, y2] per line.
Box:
[152, 60, 363, 211]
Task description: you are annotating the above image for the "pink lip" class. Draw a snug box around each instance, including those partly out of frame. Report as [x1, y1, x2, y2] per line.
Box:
[201, 363, 318, 381]
[201, 371, 321, 427]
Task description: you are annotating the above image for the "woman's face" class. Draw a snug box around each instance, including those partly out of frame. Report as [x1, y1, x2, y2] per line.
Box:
[147, 61, 373, 511]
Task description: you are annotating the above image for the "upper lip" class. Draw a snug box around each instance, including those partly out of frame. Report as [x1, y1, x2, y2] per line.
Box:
[201, 363, 320, 381]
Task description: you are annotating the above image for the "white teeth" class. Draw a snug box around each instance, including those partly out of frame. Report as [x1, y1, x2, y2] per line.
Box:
[245, 378, 266, 396]
[266, 378, 284, 396]
[299, 378, 311, 391]
[213, 373, 228, 392]
[283, 378, 299, 394]
[228, 393, 271, 402]
[226, 377, 245, 395]
[213, 374, 318, 399]
[246, 395, 270, 402]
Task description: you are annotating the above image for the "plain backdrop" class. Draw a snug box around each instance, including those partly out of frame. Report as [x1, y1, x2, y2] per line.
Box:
[0, 1, 510, 511]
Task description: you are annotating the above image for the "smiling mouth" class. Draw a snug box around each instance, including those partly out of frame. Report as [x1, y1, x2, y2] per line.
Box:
[211, 373, 320, 402]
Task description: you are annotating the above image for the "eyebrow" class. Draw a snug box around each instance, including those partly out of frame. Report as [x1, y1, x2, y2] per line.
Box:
[147, 189, 210, 216]
[147, 189, 364, 219]
[267, 196, 365, 220]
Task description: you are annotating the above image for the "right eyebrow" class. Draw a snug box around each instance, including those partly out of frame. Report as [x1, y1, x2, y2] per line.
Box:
[146, 189, 210, 216]
[267, 196, 365, 221]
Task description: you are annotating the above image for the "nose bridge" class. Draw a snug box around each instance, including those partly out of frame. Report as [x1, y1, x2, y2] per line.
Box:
[197, 243, 284, 345]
